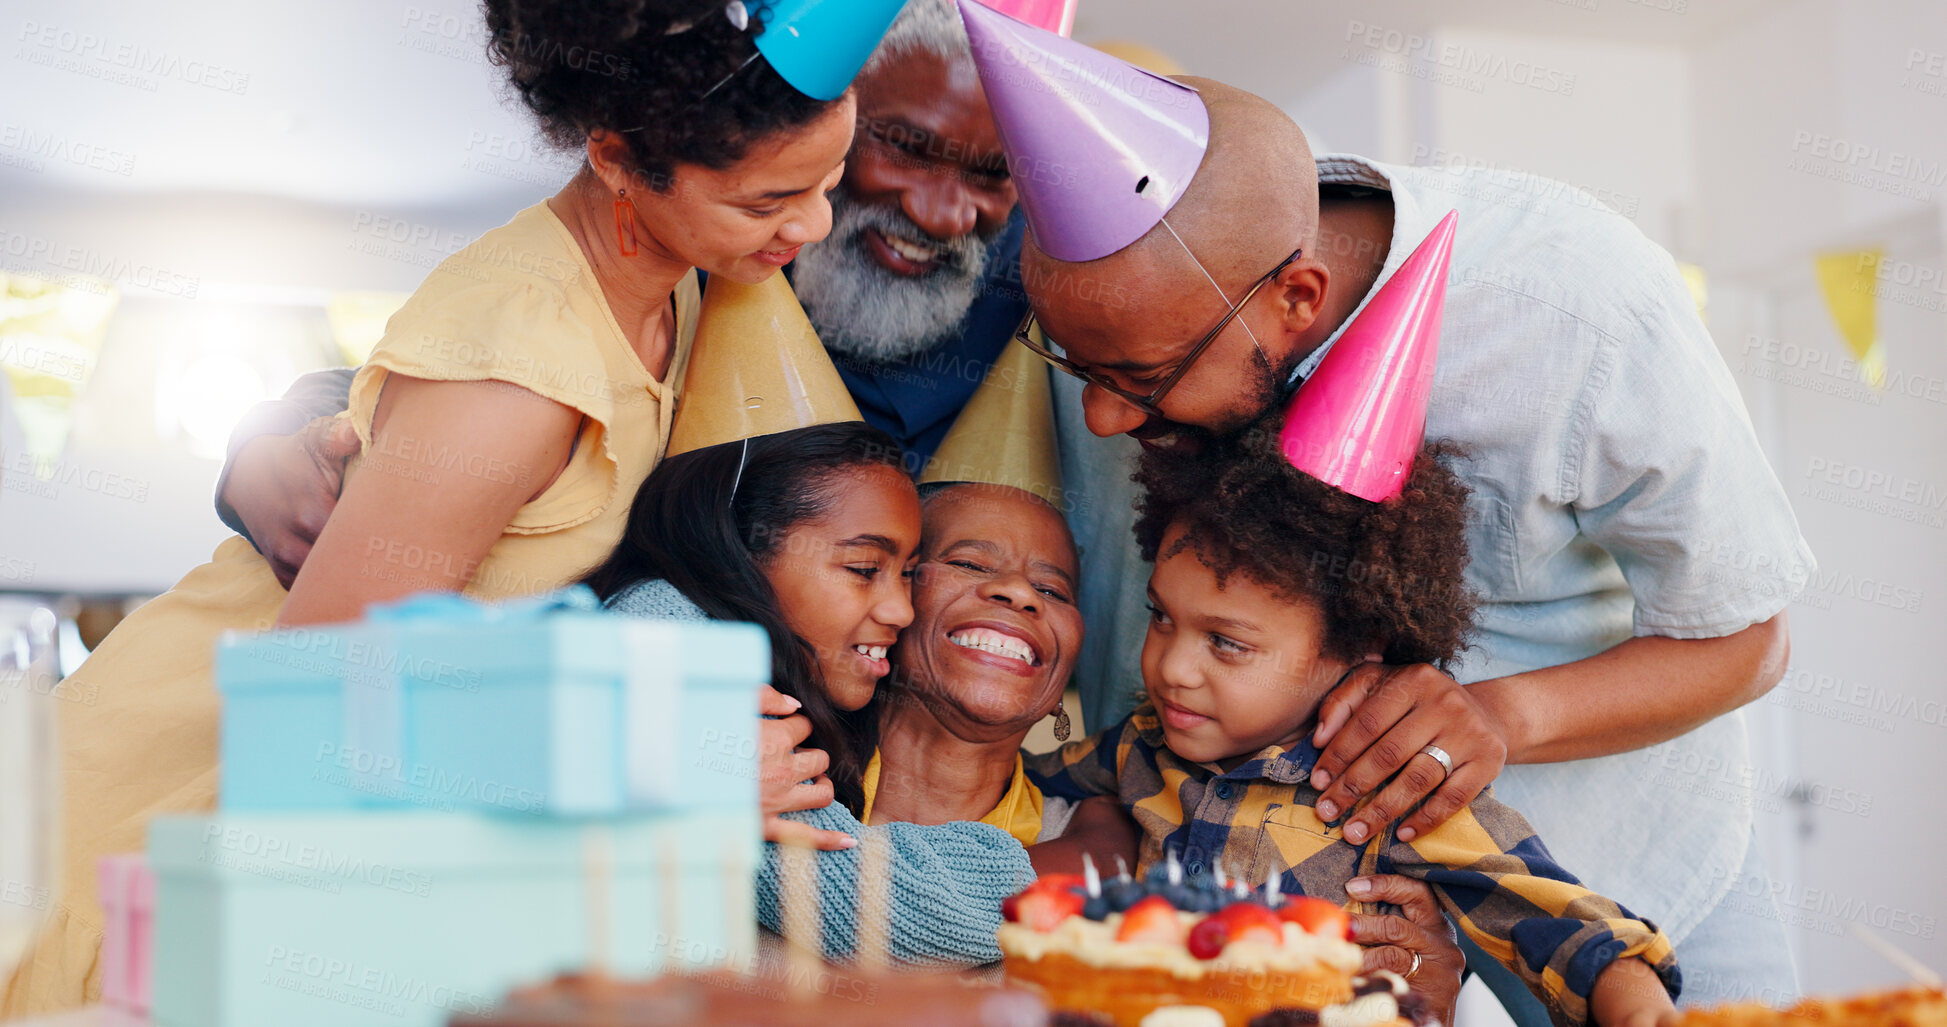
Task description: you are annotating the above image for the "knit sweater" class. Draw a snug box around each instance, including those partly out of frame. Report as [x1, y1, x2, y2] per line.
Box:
[604, 578, 1037, 966]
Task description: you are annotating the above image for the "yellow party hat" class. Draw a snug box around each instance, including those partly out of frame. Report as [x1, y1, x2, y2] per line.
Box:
[1089, 39, 1187, 76]
[664, 272, 863, 457]
[919, 340, 1062, 502]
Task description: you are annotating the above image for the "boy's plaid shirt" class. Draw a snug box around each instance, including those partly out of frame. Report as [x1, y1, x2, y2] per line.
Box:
[1026, 704, 1681, 1027]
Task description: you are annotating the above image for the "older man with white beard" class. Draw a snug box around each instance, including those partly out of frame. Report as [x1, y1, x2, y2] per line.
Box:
[796, 182, 1011, 372]
[789, 1, 1027, 468]
[212, 0, 1029, 580]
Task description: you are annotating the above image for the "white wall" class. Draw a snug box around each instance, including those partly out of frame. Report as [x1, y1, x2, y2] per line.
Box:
[0, 189, 555, 594]
[1693, 0, 1947, 991]
[1, 0, 564, 594]
[1288, 63, 1407, 164]
[1419, 30, 1694, 250]
[1290, 0, 1947, 1002]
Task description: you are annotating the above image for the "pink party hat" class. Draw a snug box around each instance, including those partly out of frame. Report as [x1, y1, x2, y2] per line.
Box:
[1279, 211, 1458, 503]
[970, 0, 1076, 35]
[957, 0, 1209, 262]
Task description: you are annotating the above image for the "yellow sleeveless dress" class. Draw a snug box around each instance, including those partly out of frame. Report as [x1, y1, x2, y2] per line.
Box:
[0, 203, 701, 1016]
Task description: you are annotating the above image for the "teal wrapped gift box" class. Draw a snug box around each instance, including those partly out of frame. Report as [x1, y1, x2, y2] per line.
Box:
[149, 810, 759, 1027]
[215, 588, 769, 816]
[148, 808, 758, 1027]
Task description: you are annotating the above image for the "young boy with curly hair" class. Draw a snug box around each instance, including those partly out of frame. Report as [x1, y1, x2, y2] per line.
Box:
[1026, 415, 1681, 1027]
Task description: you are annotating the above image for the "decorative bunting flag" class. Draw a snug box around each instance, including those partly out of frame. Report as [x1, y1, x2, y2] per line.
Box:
[1815, 249, 1887, 388]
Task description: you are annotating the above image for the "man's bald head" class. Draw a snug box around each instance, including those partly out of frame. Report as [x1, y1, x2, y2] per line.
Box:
[1024, 77, 1320, 302]
[1019, 78, 1330, 444]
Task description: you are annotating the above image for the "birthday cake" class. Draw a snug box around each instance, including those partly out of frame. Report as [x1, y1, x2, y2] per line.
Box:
[998, 859, 1433, 1027]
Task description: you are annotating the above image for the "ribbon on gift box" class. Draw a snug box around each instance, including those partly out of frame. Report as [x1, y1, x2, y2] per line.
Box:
[340, 647, 403, 800]
[367, 586, 601, 624]
[97, 854, 155, 1013]
[621, 621, 683, 807]
[339, 586, 685, 813]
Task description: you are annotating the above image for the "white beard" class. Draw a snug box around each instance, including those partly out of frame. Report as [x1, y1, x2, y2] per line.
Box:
[793, 186, 1002, 364]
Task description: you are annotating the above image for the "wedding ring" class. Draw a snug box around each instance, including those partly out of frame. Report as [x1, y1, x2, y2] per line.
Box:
[1418, 744, 1454, 780]
[1406, 950, 1423, 979]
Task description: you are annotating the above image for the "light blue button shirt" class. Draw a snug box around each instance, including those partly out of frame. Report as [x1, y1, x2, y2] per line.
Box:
[1053, 153, 1816, 943]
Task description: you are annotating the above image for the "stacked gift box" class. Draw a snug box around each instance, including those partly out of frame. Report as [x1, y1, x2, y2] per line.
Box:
[111, 587, 767, 1027]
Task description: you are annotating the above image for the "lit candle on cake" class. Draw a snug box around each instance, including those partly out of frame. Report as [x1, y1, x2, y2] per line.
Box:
[724, 835, 754, 974]
[779, 841, 821, 991]
[582, 825, 612, 974]
[659, 837, 683, 970]
[856, 828, 890, 970]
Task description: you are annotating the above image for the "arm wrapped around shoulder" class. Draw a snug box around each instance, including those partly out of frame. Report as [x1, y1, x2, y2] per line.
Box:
[755, 802, 1036, 968]
[1377, 787, 1680, 1027]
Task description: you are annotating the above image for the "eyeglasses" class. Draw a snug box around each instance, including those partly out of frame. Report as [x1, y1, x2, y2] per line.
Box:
[1014, 245, 1304, 420]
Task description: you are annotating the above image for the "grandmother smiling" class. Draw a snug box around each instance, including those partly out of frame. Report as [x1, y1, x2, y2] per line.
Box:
[866, 474, 1088, 846]
[747, 344, 1139, 966]
[865, 342, 1091, 850]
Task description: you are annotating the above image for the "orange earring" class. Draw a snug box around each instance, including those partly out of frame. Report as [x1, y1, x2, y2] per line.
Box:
[614, 188, 638, 256]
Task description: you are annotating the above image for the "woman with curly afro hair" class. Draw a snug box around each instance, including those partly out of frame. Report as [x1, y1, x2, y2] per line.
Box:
[0, 2, 883, 1014]
[268, 0, 868, 623]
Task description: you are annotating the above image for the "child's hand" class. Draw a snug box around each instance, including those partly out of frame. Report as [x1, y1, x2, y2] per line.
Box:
[1588, 956, 1677, 1027]
[758, 684, 855, 851]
